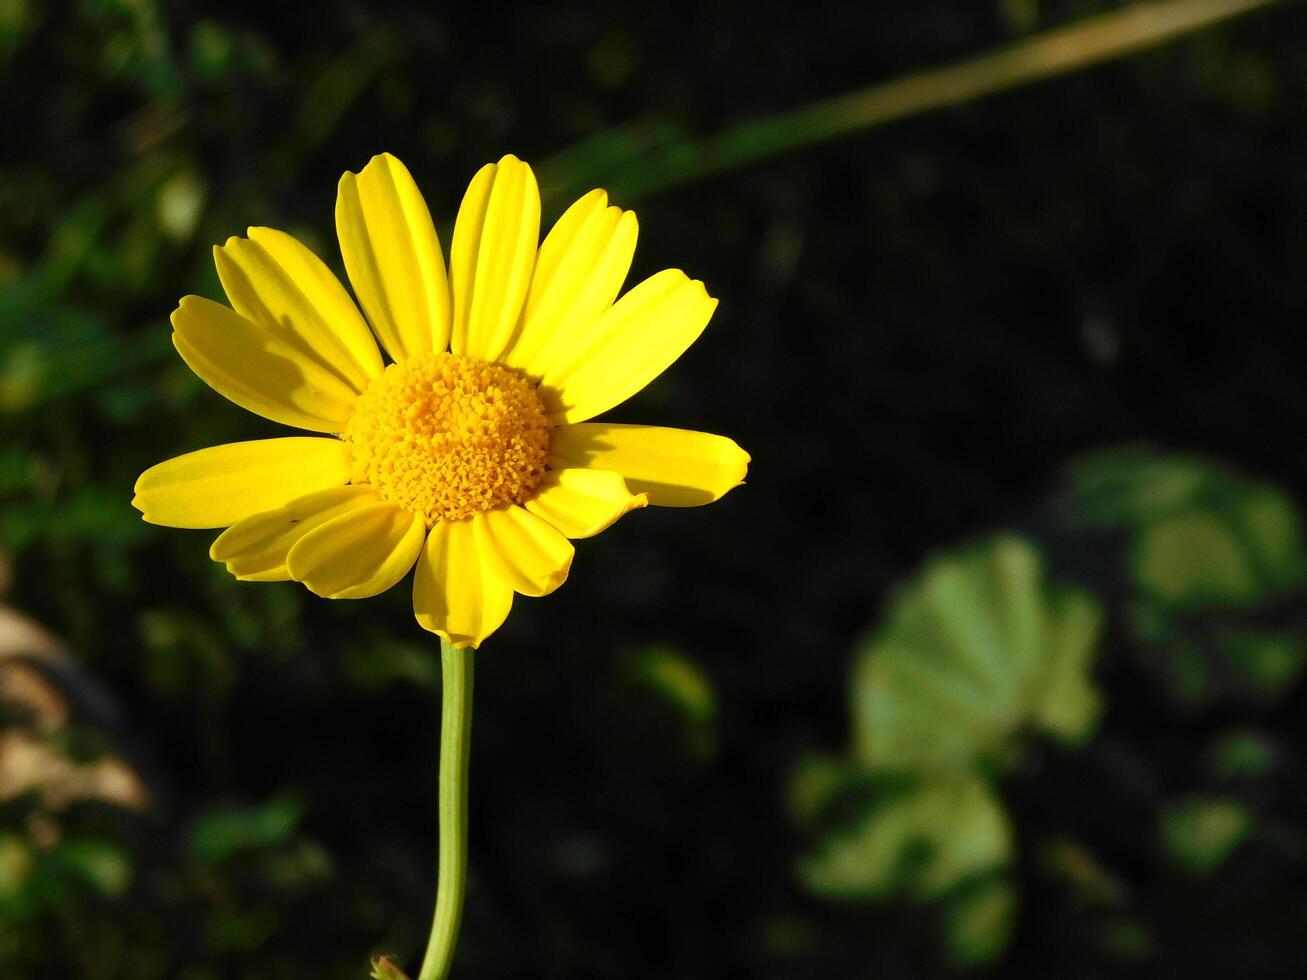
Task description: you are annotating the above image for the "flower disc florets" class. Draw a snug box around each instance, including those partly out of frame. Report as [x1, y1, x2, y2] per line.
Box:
[343, 353, 551, 524]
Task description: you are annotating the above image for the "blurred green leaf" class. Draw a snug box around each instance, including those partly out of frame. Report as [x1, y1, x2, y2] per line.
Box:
[1066, 448, 1307, 610]
[1138, 511, 1260, 608]
[1068, 450, 1215, 526]
[0, 0, 30, 65]
[52, 838, 134, 898]
[630, 646, 715, 725]
[191, 795, 304, 868]
[1035, 837, 1128, 907]
[1160, 796, 1252, 874]
[1205, 729, 1277, 781]
[799, 775, 1011, 901]
[788, 754, 856, 828]
[155, 169, 207, 243]
[945, 878, 1018, 966]
[851, 535, 1103, 775]
[797, 535, 1107, 964]
[188, 20, 234, 79]
[1069, 449, 1307, 709]
[258, 838, 333, 891]
[628, 645, 718, 757]
[0, 834, 34, 905]
[0, 281, 170, 413]
[1217, 628, 1306, 697]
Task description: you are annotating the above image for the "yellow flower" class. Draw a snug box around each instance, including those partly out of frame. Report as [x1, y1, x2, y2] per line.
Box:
[133, 154, 749, 648]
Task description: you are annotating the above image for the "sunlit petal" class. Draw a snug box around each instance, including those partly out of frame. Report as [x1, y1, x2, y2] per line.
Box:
[449, 155, 540, 362]
[541, 270, 716, 424]
[133, 438, 352, 529]
[210, 485, 381, 581]
[171, 296, 357, 432]
[337, 153, 451, 361]
[287, 501, 426, 599]
[524, 468, 647, 539]
[214, 227, 383, 391]
[550, 422, 749, 507]
[413, 519, 514, 648]
[471, 505, 573, 597]
[499, 188, 637, 378]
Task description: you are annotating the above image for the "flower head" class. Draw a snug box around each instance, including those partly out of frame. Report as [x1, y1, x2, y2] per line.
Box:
[133, 154, 749, 647]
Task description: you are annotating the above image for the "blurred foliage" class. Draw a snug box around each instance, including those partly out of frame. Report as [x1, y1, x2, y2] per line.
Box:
[851, 535, 1103, 774]
[799, 773, 1012, 901]
[794, 536, 1099, 964]
[795, 450, 1307, 968]
[1160, 796, 1252, 874]
[1066, 449, 1307, 610]
[6, 0, 1307, 977]
[1063, 449, 1307, 708]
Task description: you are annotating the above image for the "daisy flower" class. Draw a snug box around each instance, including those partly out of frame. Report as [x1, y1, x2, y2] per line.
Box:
[133, 154, 748, 648]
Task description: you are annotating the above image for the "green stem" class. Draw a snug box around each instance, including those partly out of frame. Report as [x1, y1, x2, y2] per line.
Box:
[538, 0, 1285, 204]
[417, 638, 474, 980]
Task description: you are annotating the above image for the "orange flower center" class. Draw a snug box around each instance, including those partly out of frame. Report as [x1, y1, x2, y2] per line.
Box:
[343, 353, 551, 524]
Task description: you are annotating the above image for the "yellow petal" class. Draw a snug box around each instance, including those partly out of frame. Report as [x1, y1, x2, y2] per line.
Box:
[499, 188, 637, 378]
[210, 485, 381, 581]
[524, 468, 647, 539]
[336, 153, 451, 361]
[413, 519, 513, 648]
[541, 269, 717, 424]
[286, 501, 425, 599]
[171, 296, 358, 432]
[133, 438, 352, 529]
[472, 505, 573, 597]
[449, 155, 540, 362]
[214, 227, 382, 392]
[549, 423, 749, 507]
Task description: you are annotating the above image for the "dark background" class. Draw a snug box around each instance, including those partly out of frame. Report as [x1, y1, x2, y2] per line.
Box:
[5, 1, 1307, 977]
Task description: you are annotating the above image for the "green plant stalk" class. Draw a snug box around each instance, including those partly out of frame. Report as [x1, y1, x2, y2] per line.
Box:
[417, 638, 474, 980]
[539, 0, 1286, 204]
